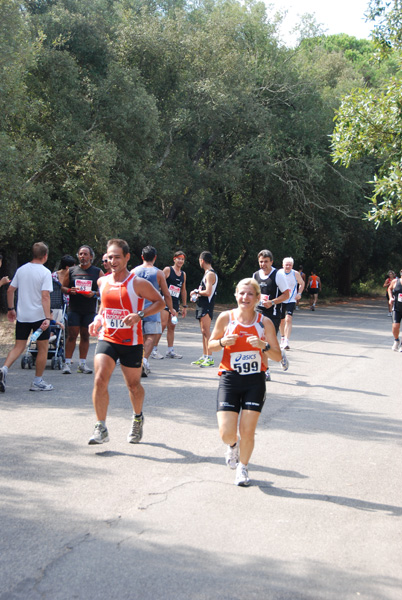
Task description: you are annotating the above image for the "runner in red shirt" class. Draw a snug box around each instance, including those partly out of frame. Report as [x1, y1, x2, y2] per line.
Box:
[87, 239, 165, 446]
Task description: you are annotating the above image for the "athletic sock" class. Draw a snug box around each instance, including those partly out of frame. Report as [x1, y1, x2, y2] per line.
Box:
[168, 347, 173, 353]
[2, 366, 8, 374]
[65, 358, 72, 365]
[134, 412, 143, 419]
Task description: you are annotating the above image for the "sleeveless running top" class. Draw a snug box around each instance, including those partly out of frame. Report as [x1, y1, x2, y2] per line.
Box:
[219, 310, 266, 375]
[132, 265, 160, 322]
[98, 272, 144, 345]
[253, 269, 282, 318]
[166, 266, 185, 310]
[281, 269, 298, 304]
[309, 275, 319, 289]
[197, 269, 218, 310]
[392, 278, 402, 313]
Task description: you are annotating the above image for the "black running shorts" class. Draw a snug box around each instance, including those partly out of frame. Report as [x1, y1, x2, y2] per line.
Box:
[216, 371, 266, 413]
[95, 340, 143, 368]
[16, 319, 51, 341]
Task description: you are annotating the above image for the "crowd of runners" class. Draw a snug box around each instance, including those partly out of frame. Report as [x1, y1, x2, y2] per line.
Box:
[0, 240, 324, 486]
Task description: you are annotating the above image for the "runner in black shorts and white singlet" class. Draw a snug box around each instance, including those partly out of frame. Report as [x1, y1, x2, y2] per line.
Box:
[208, 278, 281, 487]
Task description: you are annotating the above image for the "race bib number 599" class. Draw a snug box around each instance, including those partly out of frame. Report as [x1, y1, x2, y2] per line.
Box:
[230, 351, 261, 375]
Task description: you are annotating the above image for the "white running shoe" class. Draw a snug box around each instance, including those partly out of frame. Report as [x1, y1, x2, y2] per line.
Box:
[235, 463, 250, 487]
[127, 414, 144, 443]
[62, 363, 71, 374]
[280, 337, 286, 349]
[281, 350, 289, 371]
[151, 349, 164, 360]
[88, 422, 109, 445]
[166, 350, 183, 359]
[141, 363, 151, 377]
[77, 364, 93, 374]
[30, 379, 54, 392]
[283, 338, 290, 350]
[0, 367, 6, 392]
[392, 340, 400, 351]
[225, 442, 239, 469]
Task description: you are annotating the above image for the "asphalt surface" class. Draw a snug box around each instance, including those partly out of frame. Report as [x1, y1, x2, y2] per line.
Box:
[1, 300, 401, 600]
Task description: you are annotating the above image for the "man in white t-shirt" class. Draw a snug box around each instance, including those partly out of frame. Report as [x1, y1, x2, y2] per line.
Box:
[0, 242, 54, 393]
[279, 257, 305, 350]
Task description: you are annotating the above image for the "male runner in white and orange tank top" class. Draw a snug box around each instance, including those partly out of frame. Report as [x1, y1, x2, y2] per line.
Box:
[87, 238, 165, 446]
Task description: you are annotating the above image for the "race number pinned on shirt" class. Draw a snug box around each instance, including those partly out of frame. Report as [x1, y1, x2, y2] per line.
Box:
[104, 308, 130, 329]
[75, 279, 92, 293]
[169, 284, 181, 298]
[230, 351, 261, 375]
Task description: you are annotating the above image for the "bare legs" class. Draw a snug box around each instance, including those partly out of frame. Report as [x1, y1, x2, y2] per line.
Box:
[217, 410, 260, 466]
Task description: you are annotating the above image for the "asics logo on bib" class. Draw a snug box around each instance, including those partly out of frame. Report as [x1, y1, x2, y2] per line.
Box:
[234, 353, 258, 362]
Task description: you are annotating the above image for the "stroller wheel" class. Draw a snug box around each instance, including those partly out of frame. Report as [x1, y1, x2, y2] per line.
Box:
[27, 355, 34, 369]
[21, 356, 28, 369]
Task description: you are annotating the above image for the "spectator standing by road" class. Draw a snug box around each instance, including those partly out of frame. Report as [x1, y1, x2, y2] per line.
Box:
[62, 245, 103, 374]
[0, 254, 10, 289]
[190, 251, 218, 368]
[153, 250, 188, 360]
[133, 246, 176, 376]
[0, 242, 54, 392]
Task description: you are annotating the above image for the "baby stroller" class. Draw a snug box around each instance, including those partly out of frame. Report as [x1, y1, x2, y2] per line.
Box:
[21, 306, 66, 370]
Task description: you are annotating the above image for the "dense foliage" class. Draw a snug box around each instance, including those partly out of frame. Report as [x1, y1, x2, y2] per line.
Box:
[1, 0, 402, 299]
[332, 0, 402, 227]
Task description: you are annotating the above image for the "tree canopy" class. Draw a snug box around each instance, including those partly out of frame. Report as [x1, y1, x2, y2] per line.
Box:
[332, 0, 402, 226]
[1, 0, 402, 297]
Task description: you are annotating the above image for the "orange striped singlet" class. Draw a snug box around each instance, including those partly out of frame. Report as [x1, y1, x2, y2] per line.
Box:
[219, 310, 267, 375]
[98, 272, 144, 346]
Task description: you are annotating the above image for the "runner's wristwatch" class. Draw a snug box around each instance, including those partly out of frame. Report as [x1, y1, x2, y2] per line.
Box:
[262, 342, 271, 353]
[137, 311, 145, 319]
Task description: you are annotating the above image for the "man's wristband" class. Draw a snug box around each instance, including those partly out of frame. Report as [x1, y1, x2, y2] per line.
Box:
[182, 305, 188, 308]
[219, 338, 225, 347]
[7, 307, 15, 311]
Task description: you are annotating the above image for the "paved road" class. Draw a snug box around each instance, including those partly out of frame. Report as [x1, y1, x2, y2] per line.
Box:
[1, 301, 401, 600]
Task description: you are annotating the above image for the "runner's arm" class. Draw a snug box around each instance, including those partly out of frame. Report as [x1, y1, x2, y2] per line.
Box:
[295, 270, 305, 296]
[208, 312, 234, 353]
[197, 271, 216, 297]
[181, 272, 187, 317]
[6, 285, 17, 322]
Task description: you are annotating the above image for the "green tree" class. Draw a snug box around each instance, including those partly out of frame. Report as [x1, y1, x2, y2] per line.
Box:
[331, 0, 402, 225]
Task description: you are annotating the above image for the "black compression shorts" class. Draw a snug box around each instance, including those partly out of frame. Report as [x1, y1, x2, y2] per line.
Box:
[95, 340, 143, 368]
[216, 371, 266, 413]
